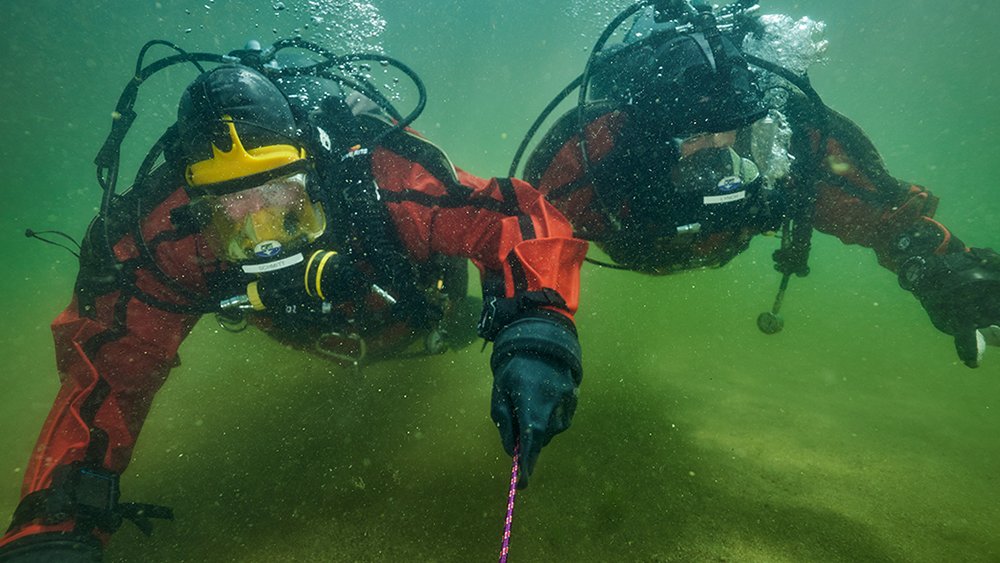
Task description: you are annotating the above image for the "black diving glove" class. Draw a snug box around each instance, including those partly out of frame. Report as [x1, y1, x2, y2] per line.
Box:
[490, 315, 582, 489]
[899, 247, 1000, 367]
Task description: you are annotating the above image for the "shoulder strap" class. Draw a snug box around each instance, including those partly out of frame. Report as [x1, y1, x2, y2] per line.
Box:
[522, 101, 620, 189]
[356, 113, 471, 196]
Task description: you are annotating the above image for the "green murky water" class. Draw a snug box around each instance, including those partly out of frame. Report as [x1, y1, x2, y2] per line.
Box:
[1, 1, 998, 561]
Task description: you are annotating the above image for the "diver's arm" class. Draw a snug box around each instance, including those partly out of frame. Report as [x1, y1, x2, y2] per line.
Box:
[376, 149, 588, 487]
[437, 172, 587, 328]
[371, 147, 588, 328]
[797, 102, 1000, 366]
[439, 172, 588, 489]
[0, 214, 203, 554]
[778, 91, 958, 269]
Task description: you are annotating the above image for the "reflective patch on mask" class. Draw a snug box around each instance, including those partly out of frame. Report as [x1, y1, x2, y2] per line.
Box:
[254, 240, 284, 258]
[317, 126, 332, 152]
[704, 191, 746, 204]
[717, 175, 743, 193]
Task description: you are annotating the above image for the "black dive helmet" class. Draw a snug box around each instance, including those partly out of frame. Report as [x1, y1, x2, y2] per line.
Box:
[89, 38, 426, 310]
[585, 1, 770, 240]
[176, 64, 309, 194]
[510, 0, 766, 177]
[171, 65, 337, 269]
[513, 0, 771, 241]
[591, 2, 766, 135]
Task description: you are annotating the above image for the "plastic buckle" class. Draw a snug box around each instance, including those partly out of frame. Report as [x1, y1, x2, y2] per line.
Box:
[75, 468, 120, 512]
[477, 296, 519, 341]
[75, 468, 124, 532]
[897, 255, 928, 292]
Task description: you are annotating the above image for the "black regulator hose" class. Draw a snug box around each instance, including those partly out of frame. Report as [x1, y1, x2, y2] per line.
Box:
[508, 0, 664, 178]
[263, 37, 428, 144]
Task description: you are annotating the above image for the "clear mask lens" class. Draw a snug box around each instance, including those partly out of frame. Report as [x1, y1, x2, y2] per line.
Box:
[197, 172, 326, 262]
[671, 122, 762, 195]
[673, 145, 759, 196]
[674, 129, 738, 159]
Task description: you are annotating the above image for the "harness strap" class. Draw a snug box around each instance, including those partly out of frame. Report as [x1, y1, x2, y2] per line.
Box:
[7, 463, 173, 537]
[477, 289, 570, 342]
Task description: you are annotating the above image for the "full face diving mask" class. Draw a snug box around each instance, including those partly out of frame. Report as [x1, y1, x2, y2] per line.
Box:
[672, 128, 760, 200]
[182, 111, 327, 263]
[194, 172, 327, 262]
[611, 122, 764, 273]
[655, 123, 762, 236]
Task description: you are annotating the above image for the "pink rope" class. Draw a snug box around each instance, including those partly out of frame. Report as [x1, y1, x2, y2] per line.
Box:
[498, 444, 519, 563]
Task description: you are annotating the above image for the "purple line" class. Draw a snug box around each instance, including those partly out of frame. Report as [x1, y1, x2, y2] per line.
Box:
[499, 444, 519, 563]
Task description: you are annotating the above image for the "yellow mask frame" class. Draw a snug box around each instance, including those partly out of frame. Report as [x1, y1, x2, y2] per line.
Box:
[185, 116, 307, 189]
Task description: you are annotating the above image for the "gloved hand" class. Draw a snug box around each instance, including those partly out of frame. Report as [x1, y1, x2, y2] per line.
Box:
[0, 532, 102, 562]
[490, 316, 582, 489]
[899, 247, 1000, 367]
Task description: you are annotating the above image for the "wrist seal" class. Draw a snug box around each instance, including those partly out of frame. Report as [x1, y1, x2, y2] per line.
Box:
[490, 317, 583, 386]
